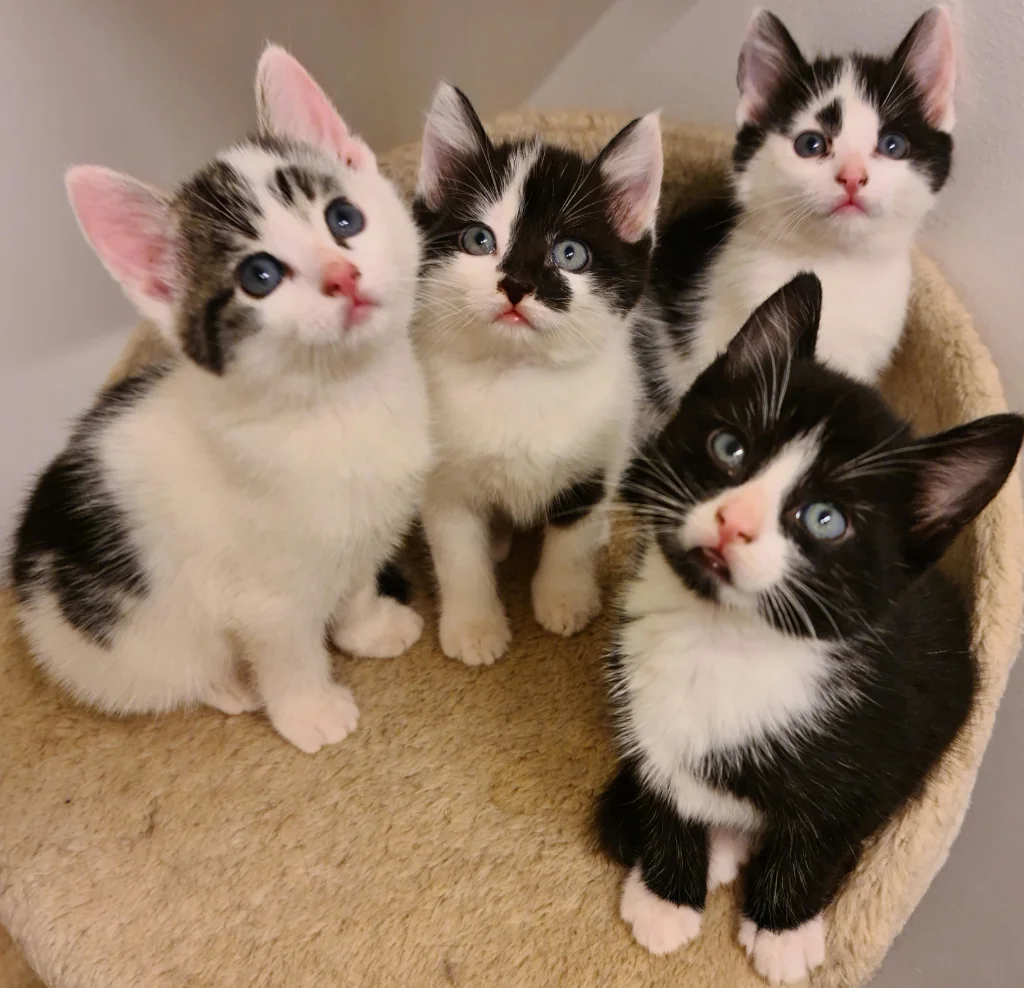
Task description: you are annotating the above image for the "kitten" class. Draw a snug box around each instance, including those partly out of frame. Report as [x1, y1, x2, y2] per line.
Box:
[10, 47, 432, 754]
[412, 85, 663, 666]
[596, 274, 1022, 984]
[639, 6, 956, 418]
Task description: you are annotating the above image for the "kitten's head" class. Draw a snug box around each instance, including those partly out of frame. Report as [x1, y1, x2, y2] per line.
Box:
[66, 47, 419, 381]
[628, 273, 1022, 639]
[733, 7, 955, 247]
[413, 85, 663, 364]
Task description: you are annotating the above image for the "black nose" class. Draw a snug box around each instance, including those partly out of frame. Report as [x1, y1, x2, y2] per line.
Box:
[498, 276, 533, 306]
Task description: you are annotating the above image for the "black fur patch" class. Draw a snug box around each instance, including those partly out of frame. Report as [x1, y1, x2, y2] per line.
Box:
[12, 368, 167, 646]
[376, 560, 412, 605]
[547, 473, 606, 527]
[815, 97, 842, 136]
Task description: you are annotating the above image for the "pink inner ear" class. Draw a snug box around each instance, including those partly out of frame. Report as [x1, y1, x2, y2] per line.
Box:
[258, 47, 373, 168]
[68, 168, 174, 302]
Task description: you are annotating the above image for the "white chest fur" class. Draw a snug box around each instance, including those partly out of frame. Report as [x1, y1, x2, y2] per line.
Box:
[423, 337, 637, 521]
[103, 345, 432, 614]
[616, 548, 832, 829]
[666, 231, 912, 400]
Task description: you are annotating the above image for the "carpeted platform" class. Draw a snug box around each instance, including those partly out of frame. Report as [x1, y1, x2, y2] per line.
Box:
[0, 114, 1020, 987]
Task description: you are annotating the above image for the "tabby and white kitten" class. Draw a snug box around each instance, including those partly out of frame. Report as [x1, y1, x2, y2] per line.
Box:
[412, 85, 662, 666]
[640, 6, 956, 416]
[11, 48, 432, 754]
[597, 274, 1022, 984]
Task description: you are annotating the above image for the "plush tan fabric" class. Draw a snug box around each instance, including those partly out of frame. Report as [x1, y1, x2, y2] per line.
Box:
[0, 114, 1020, 988]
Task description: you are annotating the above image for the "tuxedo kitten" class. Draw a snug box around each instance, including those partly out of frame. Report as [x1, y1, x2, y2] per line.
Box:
[11, 47, 432, 754]
[412, 84, 662, 666]
[640, 6, 956, 417]
[597, 274, 1022, 984]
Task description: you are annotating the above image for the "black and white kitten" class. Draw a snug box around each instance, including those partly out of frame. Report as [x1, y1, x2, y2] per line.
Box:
[412, 85, 662, 666]
[597, 274, 1022, 984]
[640, 7, 956, 417]
[11, 48, 432, 753]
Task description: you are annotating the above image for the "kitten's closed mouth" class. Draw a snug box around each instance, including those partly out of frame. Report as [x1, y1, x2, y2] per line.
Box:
[831, 198, 868, 216]
[344, 296, 377, 330]
[496, 308, 533, 329]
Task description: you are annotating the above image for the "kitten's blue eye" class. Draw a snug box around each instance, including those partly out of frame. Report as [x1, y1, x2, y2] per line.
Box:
[877, 133, 909, 160]
[237, 252, 285, 298]
[460, 224, 497, 255]
[709, 430, 746, 472]
[325, 198, 365, 242]
[793, 131, 828, 158]
[799, 502, 848, 541]
[551, 238, 590, 273]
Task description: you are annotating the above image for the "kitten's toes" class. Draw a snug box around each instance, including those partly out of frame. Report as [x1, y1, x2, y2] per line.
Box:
[439, 608, 511, 666]
[336, 599, 424, 658]
[739, 915, 825, 985]
[268, 684, 360, 753]
[204, 674, 262, 715]
[532, 566, 601, 636]
[620, 866, 701, 955]
[707, 827, 752, 891]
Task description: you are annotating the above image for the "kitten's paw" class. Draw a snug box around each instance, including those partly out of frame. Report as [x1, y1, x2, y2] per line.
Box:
[739, 915, 825, 985]
[707, 827, 752, 891]
[439, 607, 511, 666]
[335, 599, 423, 659]
[532, 566, 601, 636]
[620, 866, 701, 956]
[204, 674, 261, 715]
[268, 684, 360, 754]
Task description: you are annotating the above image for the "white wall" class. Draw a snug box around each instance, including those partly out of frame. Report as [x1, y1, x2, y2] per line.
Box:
[0, 0, 613, 544]
[531, 0, 1024, 412]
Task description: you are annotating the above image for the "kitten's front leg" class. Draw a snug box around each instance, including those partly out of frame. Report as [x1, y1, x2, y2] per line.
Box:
[422, 495, 510, 666]
[333, 573, 423, 659]
[246, 616, 359, 754]
[532, 473, 607, 636]
[738, 826, 849, 985]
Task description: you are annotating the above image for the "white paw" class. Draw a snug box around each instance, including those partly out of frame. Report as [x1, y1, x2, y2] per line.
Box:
[335, 599, 423, 659]
[620, 866, 702, 956]
[204, 675, 262, 715]
[439, 606, 511, 666]
[707, 827, 752, 891]
[531, 566, 601, 636]
[739, 915, 826, 985]
[267, 684, 360, 754]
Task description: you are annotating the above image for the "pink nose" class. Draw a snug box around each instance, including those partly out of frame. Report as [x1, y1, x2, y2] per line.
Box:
[836, 162, 868, 197]
[322, 258, 361, 299]
[715, 495, 764, 547]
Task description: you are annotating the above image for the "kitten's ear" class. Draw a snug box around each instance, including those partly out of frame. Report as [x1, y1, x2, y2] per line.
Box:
[902, 414, 1023, 570]
[893, 6, 956, 132]
[596, 113, 663, 243]
[723, 272, 822, 376]
[66, 166, 177, 330]
[255, 44, 376, 170]
[416, 82, 490, 210]
[737, 9, 807, 126]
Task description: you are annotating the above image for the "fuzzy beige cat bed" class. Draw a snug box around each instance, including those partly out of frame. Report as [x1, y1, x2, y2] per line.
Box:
[0, 114, 1021, 988]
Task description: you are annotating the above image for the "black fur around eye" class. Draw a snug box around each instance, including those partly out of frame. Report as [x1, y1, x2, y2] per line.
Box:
[877, 133, 909, 159]
[237, 252, 285, 298]
[551, 239, 590, 273]
[708, 429, 746, 473]
[459, 224, 496, 256]
[793, 131, 828, 158]
[325, 198, 365, 242]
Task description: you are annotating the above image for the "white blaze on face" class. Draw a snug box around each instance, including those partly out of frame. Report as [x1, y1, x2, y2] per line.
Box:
[680, 431, 820, 604]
